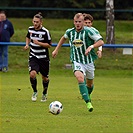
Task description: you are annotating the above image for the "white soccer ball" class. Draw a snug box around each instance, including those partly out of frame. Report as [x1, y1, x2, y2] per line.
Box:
[49, 101, 63, 115]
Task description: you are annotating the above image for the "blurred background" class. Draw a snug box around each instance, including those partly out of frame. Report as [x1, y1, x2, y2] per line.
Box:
[0, 0, 132, 20]
[0, 0, 132, 70]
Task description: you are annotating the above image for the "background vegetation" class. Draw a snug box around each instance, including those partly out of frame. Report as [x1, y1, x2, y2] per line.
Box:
[0, 0, 133, 19]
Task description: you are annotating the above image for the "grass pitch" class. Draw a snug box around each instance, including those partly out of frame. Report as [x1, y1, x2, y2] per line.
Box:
[0, 69, 132, 133]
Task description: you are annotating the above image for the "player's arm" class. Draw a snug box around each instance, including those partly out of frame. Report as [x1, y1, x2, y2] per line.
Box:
[52, 36, 66, 58]
[24, 37, 30, 50]
[85, 39, 104, 56]
[33, 40, 51, 48]
[97, 46, 102, 58]
[33, 30, 52, 48]
[98, 46, 102, 51]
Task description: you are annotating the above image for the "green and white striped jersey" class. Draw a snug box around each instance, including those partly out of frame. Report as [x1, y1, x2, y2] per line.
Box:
[64, 26, 103, 64]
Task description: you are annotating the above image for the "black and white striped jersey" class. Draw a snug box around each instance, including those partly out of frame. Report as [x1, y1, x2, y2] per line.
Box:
[26, 26, 51, 60]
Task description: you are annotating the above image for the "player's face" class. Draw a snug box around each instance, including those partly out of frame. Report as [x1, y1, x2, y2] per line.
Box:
[74, 16, 84, 32]
[84, 20, 92, 27]
[32, 17, 42, 30]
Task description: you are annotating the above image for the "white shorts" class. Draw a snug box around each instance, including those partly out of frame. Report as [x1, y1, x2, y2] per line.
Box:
[72, 61, 95, 80]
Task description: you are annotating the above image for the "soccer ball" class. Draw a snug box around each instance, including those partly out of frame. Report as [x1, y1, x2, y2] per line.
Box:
[49, 101, 63, 115]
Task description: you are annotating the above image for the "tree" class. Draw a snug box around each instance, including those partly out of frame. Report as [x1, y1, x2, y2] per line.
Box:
[106, 0, 115, 44]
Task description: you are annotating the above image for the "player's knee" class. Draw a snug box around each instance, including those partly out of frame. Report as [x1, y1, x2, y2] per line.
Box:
[76, 76, 84, 83]
[74, 71, 84, 83]
[30, 70, 36, 78]
[42, 75, 49, 82]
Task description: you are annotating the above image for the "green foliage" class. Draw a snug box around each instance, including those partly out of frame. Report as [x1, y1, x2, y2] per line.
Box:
[1, 0, 133, 19]
[1, 0, 105, 8]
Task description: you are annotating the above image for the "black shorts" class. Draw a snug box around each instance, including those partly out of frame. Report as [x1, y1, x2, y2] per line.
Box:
[29, 56, 50, 78]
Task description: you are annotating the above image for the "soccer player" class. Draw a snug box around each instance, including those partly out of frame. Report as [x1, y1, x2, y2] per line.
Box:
[83, 13, 102, 59]
[82, 13, 103, 98]
[24, 12, 52, 102]
[52, 13, 104, 112]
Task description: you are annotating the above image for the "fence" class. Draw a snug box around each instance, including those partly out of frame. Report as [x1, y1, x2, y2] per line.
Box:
[0, 7, 132, 19]
[0, 42, 133, 48]
[0, 42, 133, 55]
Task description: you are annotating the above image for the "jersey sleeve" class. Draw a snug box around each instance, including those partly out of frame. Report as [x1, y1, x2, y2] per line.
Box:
[87, 27, 103, 42]
[64, 28, 72, 39]
[26, 29, 30, 39]
[44, 30, 52, 45]
[64, 30, 69, 39]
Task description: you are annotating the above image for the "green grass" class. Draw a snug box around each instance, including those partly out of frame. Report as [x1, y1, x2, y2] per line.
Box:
[8, 46, 133, 71]
[0, 69, 132, 133]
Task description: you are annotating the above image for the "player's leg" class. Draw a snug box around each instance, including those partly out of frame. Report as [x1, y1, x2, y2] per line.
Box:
[30, 70, 37, 92]
[29, 57, 39, 101]
[85, 62, 95, 96]
[30, 70, 38, 101]
[86, 79, 94, 95]
[41, 76, 49, 102]
[74, 71, 90, 101]
[73, 61, 93, 112]
[40, 60, 50, 102]
[85, 63, 95, 111]
[74, 71, 93, 112]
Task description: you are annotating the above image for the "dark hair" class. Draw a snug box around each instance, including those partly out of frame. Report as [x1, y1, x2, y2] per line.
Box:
[82, 13, 87, 17]
[83, 13, 93, 22]
[34, 12, 43, 20]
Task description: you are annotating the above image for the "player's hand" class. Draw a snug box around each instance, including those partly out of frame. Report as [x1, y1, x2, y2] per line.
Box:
[33, 39, 39, 45]
[23, 45, 29, 50]
[85, 46, 92, 55]
[97, 50, 102, 58]
[52, 50, 58, 58]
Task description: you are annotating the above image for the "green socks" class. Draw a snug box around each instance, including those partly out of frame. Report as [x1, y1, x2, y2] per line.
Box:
[79, 82, 91, 103]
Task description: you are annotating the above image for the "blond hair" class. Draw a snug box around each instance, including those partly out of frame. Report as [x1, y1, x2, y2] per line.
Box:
[74, 13, 84, 20]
